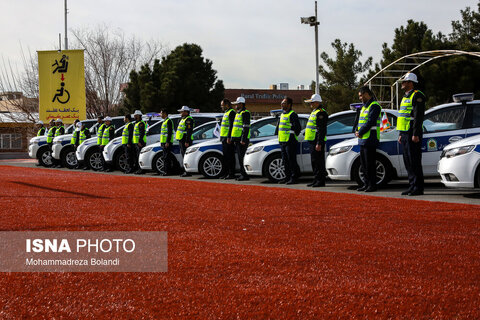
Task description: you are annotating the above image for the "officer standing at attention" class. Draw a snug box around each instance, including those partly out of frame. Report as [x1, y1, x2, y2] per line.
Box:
[356, 86, 382, 192]
[231, 97, 251, 181]
[159, 109, 174, 176]
[121, 114, 135, 174]
[398, 73, 426, 196]
[133, 110, 147, 174]
[277, 97, 301, 184]
[176, 106, 195, 177]
[219, 98, 236, 179]
[96, 116, 105, 146]
[304, 93, 328, 187]
[72, 121, 91, 169]
[44, 119, 57, 166]
[100, 117, 115, 172]
[53, 119, 65, 168]
[36, 121, 46, 136]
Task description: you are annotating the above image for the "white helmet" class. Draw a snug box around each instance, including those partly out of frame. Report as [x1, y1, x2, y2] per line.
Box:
[134, 110, 143, 116]
[402, 73, 418, 83]
[305, 93, 322, 103]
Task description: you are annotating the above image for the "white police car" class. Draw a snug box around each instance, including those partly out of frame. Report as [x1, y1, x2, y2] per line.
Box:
[138, 120, 220, 174]
[242, 109, 375, 182]
[28, 123, 76, 167]
[104, 113, 221, 172]
[438, 134, 480, 189]
[51, 119, 97, 168]
[183, 113, 310, 178]
[327, 93, 480, 186]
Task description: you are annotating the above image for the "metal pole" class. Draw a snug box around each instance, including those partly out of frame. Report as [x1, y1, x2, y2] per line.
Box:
[314, 1, 319, 94]
[59, 33, 62, 51]
[64, 0, 68, 50]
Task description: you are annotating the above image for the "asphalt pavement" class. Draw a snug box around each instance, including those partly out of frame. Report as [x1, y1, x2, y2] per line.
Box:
[1, 158, 479, 206]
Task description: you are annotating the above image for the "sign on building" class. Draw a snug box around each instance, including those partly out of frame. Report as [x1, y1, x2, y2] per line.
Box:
[38, 50, 86, 124]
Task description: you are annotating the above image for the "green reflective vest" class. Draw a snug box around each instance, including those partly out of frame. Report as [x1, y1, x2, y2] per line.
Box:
[397, 90, 423, 132]
[278, 110, 297, 142]
[101, 125, 113, 146]
[220, 109, 234, 137]
[305, 108, 327, 142]
[175, 116, 194, 141]
[71, 131, 77, 144]
[46, 126, 56, 143]
[122, 122, 132, 145]
[133, 120, 147, 144]
[357, 101, 382, 140]
[79, 129, 88, 145]
[97, 123, 106, 144]
[160, 118, 174, 144]
[231, 110, 251, 139]
[54, 125, 64, 137]
[37, 127, 45, 137]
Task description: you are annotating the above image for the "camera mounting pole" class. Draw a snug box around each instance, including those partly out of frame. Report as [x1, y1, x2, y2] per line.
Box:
[300, 1, 320, 94]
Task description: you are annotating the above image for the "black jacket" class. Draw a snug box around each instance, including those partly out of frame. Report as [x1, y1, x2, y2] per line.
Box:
[357, 98, 381, 147]
[232, 107, 251, 144]
[405, 90, 426, 137]
[275, 109, 301, 144]
[311, 108, 328, 145]
[220, 108, 236, 142]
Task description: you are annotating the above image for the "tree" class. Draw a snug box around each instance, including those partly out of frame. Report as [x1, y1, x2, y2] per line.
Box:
[318, 39, 372, 114]
[123, 43, 224, 114]
[450, 2, 480, 50]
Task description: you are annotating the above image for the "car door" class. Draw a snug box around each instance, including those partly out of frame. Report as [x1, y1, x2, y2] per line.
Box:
[464, 103, 480, 138]
[250, 117, 279, 144]
[422, 105, 467, 175]
[325, 112, 356, 152]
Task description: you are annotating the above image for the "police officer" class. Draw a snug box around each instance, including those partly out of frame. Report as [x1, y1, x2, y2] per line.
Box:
[277, 97, 301, 185]
[36, 121, 46, 136]
[53, 119, 65, 168]
[231, 97, 251, 181]
[304, 93, 328, 187]
[133, 110, 147, 174]
[356, 86, 382, 192]
[43, 119, 57, 167]
[219, 98, 236, 179]
[176, 106, 195, 177]
[100, 116, 115, 172]
[72, 121, 91, 169]
[121, 114, 135, 174]
[96, 116, 105, 146]
[398, 73, 426, 196]
[159, 109, 174, 176]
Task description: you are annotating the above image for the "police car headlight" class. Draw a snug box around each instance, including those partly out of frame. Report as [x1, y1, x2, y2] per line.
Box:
[246, 145, 264, 155]
[441, 145, 474, 159]
[140, 146, 153, 154]
[328, 146, 352, 156]
[185, 147, 199, 155]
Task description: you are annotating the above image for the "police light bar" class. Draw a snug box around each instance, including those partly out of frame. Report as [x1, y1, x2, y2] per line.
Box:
[349, 103, 363, 111]
[191, 108, 200, 113]
[452, 93, 474, 103]
[269, 109, 283, 116]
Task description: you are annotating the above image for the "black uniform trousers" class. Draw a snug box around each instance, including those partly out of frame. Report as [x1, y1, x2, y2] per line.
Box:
[123, 144, 135, 171]
[135, 142, 146, 170]
[234, 140, 249, 178]
[179, 141, 189, 171]
[400, 132, 424, 192]
[310, 142, 326, 184]
[161, 143, 175, 174]
[360, 145, 377, 188]
[280, 139, 299, 181]
[222, 140, 235, 177]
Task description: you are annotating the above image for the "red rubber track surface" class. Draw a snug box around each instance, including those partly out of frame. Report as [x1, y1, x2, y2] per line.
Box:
[0, 166, 479, 319]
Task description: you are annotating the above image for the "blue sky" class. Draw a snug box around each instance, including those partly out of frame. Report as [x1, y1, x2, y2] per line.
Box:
[1, 0, 478, 89]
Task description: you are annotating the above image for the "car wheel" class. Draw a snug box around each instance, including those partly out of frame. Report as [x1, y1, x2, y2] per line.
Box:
[152, 152, 165, 175]
[86, 148, 103, 171]
[61, 146, 78, 169]
[352, 155, 392, 187]
[114, 151, 130, 172]
[199, 153, 224, 178]
[263, 153, 285, 183]
[38, 147, 53, 167]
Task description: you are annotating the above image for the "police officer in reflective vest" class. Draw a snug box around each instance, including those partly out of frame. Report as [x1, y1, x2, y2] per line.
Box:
[100, 116, 115, 172]
[121, 114, 135, 174]
[38, 119, 55, 166]
[36, 121, 46, 136]
[220, 98, 236, 179]
[231, 97, 251, 181]
[176, 106, 195, 177]
[304, 93, 328, 187]
[277, 97, 301, 185]
[133, 110, 147, 174]
[53, 118, 65, 168]
[71, 121, 91, 169]
[159, 109, 174, 176]
[398, 73, 426, 196]
[356, 86, 382, 192]
[96, 116, 105, 146]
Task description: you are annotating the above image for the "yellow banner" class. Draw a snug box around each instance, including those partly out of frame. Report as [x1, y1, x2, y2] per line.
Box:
[38, 50, 86, 124]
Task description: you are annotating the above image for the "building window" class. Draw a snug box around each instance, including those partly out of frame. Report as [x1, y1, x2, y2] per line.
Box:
[0, 133, 22, 149]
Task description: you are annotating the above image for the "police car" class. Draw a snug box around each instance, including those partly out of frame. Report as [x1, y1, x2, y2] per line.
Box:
[242, 109, 378, 182]
[183, 112, 309, 178]
[104, 113, 221, 172]
[326, 93, 480, 186]
[138, 120, 221, 174]
[28, 122, 77, 167]
[51, 119, 97, 168]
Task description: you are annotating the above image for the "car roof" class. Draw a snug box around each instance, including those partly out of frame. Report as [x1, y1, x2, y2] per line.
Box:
[426, 99, 480, 114]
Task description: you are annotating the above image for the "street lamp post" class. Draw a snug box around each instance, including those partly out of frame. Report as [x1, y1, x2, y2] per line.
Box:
[301, 1, 320, 94]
